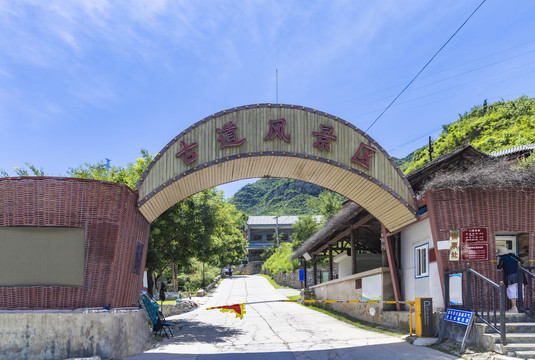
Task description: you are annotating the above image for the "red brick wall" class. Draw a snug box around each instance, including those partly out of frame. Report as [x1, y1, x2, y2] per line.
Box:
[0, 177, 150, 309]
[426, 187, 535, 307]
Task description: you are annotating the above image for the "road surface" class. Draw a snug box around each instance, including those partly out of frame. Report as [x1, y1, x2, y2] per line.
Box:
[126, 275, 459, 360]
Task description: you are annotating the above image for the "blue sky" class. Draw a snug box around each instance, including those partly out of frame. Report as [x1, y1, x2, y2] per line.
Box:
[1, 1, 534, 198]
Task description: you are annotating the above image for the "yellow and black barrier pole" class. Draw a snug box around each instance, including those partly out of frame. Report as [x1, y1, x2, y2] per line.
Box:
[208, 299, 416, 336]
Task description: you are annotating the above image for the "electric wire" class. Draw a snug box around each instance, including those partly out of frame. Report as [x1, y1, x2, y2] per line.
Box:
[385, 82, 535, 155]
[323, 40, 535, 110]
[323, 45, 535, 120]
[346, 54, 535, 122]
[365, 0, 488, 132]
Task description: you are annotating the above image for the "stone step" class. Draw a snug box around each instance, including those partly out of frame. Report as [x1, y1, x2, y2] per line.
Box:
[487, 333, 535, 344]
[514, 350, 535, 359]
[504, 343, 535, 352]
[481, 322, 535, 333]
[476, 312, 532, 324]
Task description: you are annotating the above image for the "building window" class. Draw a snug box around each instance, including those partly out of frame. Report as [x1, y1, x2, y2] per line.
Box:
[252, 234, 263, 242]
[415, 243, 429, 278]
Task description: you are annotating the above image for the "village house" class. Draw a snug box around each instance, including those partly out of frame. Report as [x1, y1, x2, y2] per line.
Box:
[292, 144, 535, 351]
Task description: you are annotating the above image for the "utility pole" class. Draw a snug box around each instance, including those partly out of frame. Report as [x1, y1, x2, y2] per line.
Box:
[428, 136, 434, 162]
[276, 69, 279, 104]
[202, 262, 205, 290]
[274, 215, 280, 247]
[105, 158, 111, 171]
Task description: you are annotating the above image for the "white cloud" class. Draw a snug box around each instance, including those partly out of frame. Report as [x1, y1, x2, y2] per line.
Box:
[0, 1, 452, 117]
[0, 1, 434, 69]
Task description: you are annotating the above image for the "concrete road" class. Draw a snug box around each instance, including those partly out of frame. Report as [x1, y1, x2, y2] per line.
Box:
[126, 275, 459, 360]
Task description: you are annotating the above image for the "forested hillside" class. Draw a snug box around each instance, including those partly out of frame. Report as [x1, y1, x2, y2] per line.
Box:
[231, 96, 535, 214]
[229, 178, 325, 215]
[402, 96, 535, 173]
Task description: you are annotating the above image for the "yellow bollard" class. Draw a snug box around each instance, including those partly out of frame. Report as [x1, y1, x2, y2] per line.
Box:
[409, 303, 413, 336]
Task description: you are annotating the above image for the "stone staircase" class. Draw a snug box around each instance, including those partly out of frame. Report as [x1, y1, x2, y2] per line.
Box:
[475, 312, 535, 359]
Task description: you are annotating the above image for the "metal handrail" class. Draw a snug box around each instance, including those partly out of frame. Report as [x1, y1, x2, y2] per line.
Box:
[444, 265, 507, 345]
[517, 265, 535, 318]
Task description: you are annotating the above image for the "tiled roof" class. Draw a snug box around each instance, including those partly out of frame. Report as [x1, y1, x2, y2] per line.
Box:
[247, 215, 322, 226]
[489, 144, 535, 157]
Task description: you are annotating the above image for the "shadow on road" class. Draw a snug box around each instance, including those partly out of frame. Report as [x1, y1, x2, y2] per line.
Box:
[126, 342, 458, 360]
[166, 320, 245, 344]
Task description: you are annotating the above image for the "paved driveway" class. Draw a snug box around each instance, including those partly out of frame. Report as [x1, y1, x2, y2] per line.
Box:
[126, 275, 459, 360]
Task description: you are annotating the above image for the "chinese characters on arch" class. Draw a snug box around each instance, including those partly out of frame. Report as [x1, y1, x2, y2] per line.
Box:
[264, 118, 291, 142]
[176, 118, 377, 169]
[175, 141, 198, 165]
[217, 121, 246, 148]
[312, 124, 337, 151]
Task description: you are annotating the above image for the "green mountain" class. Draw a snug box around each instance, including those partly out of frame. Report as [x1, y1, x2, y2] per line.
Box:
[392, 150, 416, 167]
[229, 178, 325, 215]
[231, 96, 535, 214]
[402, 96, 535, 173]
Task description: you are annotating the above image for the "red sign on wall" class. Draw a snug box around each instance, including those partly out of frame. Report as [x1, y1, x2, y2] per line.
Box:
[460, 227, 488, 261]
[461, 227, 488, 243]
[461, 243, 488, 261]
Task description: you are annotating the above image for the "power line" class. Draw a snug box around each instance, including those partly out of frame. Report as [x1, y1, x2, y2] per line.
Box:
[322, 44, 535, 112]
[365, 0, 487, 133]
[386, 86, 535, 155]
[387, 126, 443, 153]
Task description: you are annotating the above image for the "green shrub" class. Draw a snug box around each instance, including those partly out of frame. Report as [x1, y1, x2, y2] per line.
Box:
[262, 243, 299, 274]
[177, 259, 220, 293]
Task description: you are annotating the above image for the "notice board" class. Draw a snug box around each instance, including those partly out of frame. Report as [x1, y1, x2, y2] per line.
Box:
[460, 227, 488, 261]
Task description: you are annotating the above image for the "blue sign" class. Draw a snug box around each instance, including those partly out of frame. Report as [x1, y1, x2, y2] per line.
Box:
[299, 269, 305, 282]
[444, 308, 473, 326]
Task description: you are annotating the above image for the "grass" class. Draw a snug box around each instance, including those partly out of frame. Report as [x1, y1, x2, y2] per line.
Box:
[260, 274, 402, 337]
[258, 274, 294, 290]
[294, 300, 405, 337]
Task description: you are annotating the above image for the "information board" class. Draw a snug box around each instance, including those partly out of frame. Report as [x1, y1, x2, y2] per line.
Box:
[299, 269, 305, 282]
[461, 227, 488, 261]
[461, 227, 487, 243]
[444, 308, 473, 326]
[439, 308, 475, 352]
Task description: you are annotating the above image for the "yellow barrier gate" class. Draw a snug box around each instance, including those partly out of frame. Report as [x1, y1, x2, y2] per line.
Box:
[207, 299, 416, 335]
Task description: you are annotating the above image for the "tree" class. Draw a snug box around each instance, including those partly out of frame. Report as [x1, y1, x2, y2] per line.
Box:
[290, 190, 343, 251]
[211, 202, 247, 268]
[307, 190, 344, 224]
[0, 163, 47, 176]
[147, 191, 216, 292]
[67, 149, 152, 189]
[262, 189, 344, 274]
[148, 189, 247, 291]
[290, 215, 320, 251]
[3, 150, 248, 293]
[402, 96, 535, 173]
[262, 243, 299, 274]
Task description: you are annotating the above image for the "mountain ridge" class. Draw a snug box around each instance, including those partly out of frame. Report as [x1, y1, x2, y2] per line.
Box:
[230, 96, 535, 215]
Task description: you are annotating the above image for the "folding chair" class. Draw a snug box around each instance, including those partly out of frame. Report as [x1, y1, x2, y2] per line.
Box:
[139, 291, 173, 338]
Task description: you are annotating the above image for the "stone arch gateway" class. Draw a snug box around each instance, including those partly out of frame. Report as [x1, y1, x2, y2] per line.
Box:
[137, 104, 418, 232]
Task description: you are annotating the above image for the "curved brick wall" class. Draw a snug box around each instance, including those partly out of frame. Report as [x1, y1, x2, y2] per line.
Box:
[426, 187, 535, 307]
[0, 177, 150, 309]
